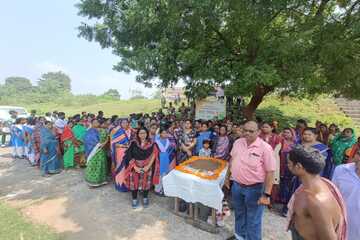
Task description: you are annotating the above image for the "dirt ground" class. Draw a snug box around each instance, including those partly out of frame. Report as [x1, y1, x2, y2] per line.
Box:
[0, 148, 290, 240]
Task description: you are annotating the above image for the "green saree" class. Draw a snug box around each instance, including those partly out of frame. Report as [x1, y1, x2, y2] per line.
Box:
[85, 128, 109, 187]
[73, 123, 87, 167]
[63, 140, 75, 168]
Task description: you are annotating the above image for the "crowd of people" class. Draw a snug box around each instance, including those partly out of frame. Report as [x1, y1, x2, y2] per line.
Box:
[5, 104, 360, 240]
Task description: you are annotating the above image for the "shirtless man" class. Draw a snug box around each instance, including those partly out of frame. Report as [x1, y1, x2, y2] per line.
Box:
[287, 145, 347, 240]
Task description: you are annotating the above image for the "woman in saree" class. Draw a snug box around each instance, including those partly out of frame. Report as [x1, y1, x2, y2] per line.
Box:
[10, 118, 25, 159]
[331, 128, 356, 165]
[115, 127, 160, 209]
[176, 119, 197, 163]
[302, 127, 334, 178]
[212, 125, 231, 161]
[259, 121, 282, 203]
[24, 118, 36, 166]
[317, 123, 329, 145]
[288, 127, 335, 206]
[40, 121, 61, 177]
[72, 118, 87, 167]
[112, 119, 133, 192]
[84, 119, 109, 187]
[279, 128, 296, 216]
[259, 122, 282, 149]
[154, 127, 175, 195]
[328, 123, 340, 145]
[347, 136, 360, 163]
[61, 121, 75, 169]
[32, 117, 44, 166]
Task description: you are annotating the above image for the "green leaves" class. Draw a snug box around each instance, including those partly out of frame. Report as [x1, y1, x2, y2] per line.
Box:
[77, 0, 360, 115]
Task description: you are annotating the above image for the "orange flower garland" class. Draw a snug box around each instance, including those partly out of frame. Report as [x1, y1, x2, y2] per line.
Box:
[175, 156, 227, 180]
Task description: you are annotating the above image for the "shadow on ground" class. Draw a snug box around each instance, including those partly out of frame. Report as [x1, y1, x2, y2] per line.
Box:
[0, 148, 290, 240]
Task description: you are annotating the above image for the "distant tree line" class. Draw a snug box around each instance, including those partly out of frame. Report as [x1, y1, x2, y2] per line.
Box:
[0, 71, 125, 105]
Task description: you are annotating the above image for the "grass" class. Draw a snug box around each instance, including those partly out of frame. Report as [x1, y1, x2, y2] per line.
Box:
[25, 98, 161, 117]
[256, 95, 359, 132]
[0, 201, 60, 240]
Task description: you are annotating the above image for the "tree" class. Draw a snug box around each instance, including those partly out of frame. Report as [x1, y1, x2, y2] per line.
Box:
[38, 71, 71, 95]
[102, 88, 121, 99]
[77, 0, 360, 118]
[4, 77, 33, 91]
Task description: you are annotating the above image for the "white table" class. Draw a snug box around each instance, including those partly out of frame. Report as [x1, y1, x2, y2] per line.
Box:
[163, 164, 228, 233]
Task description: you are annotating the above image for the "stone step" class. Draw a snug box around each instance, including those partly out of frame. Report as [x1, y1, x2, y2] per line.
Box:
[336, 101, 360, 105]
[342, 109, 360, 114]
[336, 103, 360, 107]
[335, 98, 360, 103]
[344, 114, 360, 119]
[339, 107, 360, 112]
[335, 98, 360, 127]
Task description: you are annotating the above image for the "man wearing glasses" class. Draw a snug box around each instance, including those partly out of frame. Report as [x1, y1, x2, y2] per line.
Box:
[226, 121, 276, 240]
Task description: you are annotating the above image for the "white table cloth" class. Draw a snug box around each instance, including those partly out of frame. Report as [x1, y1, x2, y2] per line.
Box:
[163, 165, 228, 211]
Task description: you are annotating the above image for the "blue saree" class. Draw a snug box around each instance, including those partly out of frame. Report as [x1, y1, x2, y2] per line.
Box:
[40, 127, 61, 175]
[84, 128, 100, 158]
[111, 126, 131, 192]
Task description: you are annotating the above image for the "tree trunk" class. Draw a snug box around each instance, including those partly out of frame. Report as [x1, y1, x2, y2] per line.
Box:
[242, 85, 273, 120]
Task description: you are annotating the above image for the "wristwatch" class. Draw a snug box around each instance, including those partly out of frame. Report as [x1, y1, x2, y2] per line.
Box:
[262, 192, 271, 198]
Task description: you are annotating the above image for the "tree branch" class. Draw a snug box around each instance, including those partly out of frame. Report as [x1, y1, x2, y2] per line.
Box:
[210, 25, 241, 56]
[315, 0, 330, 17]
[345, 0, 360, 25]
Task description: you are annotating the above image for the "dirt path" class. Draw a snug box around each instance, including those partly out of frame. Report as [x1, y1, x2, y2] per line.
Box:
[0, 148, 290, 240]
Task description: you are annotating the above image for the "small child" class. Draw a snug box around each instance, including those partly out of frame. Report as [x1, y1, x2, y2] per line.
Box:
[198, 139, 212, 157]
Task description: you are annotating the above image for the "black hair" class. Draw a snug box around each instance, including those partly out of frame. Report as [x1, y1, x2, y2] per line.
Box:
[297, 119, 308, 126]
[136, 127, 149, 142]
[201, 122, 209, 127]
[15, 118, 22, 124]
[289, 145, 325, 175]
[159, 127, 168, 134]
[203, 139, 212, 145]
[110, 115, 118, 124]
[219, 125, 228, 132]
[283, 127, 293, 132]
[73, 114, 81, 123]
[27, 117, 36, 126]
[98, 118, 105, 125]
[303, 127, 319, 135]
[255, 116, 263, 124]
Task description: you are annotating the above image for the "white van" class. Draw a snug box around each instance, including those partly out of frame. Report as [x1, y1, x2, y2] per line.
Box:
[0, 106, 29, 122]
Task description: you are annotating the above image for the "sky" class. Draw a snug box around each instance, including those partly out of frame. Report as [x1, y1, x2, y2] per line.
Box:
[0, 0, 156, 99]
